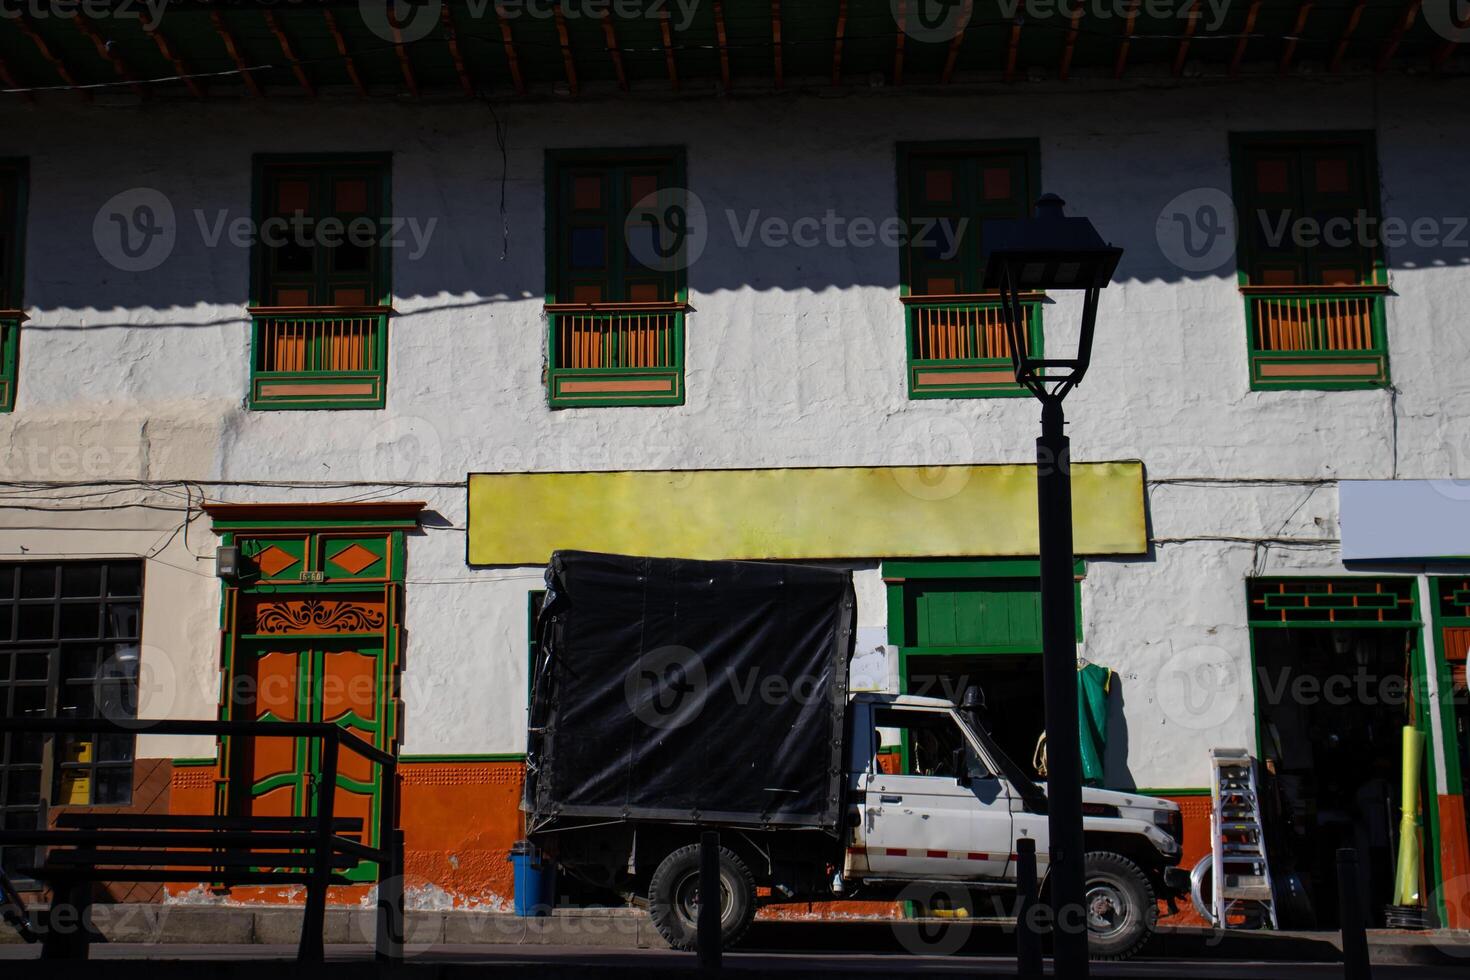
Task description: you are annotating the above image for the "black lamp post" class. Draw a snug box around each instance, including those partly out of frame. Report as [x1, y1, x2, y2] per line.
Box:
[982, 194, 1122, 980]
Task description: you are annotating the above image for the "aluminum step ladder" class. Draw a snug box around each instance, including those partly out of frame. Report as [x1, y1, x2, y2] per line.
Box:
[1210, 748, 1278, 929]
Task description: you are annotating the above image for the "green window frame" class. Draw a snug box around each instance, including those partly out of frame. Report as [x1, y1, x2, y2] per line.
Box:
[1229, 131, 1390, 390]
[544, 147, 687, 408]
[248, 154, 393, 410]
[0, 159, 28, 413]
[897, 141, 1043, 399]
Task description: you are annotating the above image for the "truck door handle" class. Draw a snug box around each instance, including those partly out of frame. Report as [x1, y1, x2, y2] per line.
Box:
[880, 795, 902, 803]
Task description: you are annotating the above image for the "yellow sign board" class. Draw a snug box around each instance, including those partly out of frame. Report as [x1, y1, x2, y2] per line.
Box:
[468, 462, 1145, 565]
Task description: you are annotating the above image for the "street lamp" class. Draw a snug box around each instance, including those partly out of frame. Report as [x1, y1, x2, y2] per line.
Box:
[982, 194, 1122, 979]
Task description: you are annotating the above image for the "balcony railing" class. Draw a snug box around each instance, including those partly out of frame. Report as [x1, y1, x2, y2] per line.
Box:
[546, 302, 686, 407]
[249, 307, 391, 410]
[0, 311, 20, 412]
[1242, 285, 1389, 389]
[903, 294, 1042, 398]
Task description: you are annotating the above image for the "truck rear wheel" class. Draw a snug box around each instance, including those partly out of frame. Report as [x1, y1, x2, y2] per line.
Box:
[647, 843, 757, 951]
[1084, 851, 1157, 960]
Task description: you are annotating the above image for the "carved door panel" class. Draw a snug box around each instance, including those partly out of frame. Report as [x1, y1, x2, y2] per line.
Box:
[229, 589, 395, 876]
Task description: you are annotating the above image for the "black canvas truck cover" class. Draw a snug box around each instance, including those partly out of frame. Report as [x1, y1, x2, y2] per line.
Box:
[524, 551, 855, 833]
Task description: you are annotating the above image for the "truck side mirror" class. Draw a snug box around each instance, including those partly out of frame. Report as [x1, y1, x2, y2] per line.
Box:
[952, 747, 970, 787]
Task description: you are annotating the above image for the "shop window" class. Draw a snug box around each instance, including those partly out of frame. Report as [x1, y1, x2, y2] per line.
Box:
[249, 155, 393, 410]
[1229, 133, 1389, 389]
[545, 149, 687, 407]
[897, 142, 1042, 398]
[0, 160, 26, 413]
[0, 561, 142, 883]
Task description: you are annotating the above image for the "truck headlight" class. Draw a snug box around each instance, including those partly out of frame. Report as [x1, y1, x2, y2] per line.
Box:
[1151, 809, 1183, 850]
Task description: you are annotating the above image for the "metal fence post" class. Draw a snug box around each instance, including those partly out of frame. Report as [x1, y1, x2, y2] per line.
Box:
[698, 831, 722, 970]
[1016, 837, 1043, 979]
[375, 761, 403, 961]
[1337, 848, 1371, 980]
[299, 733, 338, 963]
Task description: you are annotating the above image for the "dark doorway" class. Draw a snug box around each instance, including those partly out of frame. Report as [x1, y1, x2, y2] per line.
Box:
[1252, 626, 1420, 928]
[905, 653, 1045, 778]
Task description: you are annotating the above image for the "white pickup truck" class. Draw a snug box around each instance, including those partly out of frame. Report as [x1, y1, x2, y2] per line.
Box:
[525, 552, 1190, 961]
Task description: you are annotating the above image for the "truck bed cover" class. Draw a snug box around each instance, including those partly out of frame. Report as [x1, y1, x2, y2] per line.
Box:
[524, 551, 854, 832]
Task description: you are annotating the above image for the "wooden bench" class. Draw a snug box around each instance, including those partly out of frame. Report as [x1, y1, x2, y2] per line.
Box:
[0, 718, 404, 962]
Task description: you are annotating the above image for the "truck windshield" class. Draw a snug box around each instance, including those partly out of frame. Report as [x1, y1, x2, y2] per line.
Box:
[956, 707, 1048, 811]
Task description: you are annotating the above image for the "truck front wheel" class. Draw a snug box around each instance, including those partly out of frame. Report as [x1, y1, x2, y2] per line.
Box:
[1083, 851, 1157, 960]
[647, 843, 757, 951]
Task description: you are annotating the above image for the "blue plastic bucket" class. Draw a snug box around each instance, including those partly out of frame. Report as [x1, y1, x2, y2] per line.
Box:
[509, 840, 556, 916]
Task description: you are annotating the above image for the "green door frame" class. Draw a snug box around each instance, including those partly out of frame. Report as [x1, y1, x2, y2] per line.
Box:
[1245, 575, 1446, 923]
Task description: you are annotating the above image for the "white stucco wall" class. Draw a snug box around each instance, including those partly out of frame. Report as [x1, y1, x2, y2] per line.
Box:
[2, 75, 1466, 789]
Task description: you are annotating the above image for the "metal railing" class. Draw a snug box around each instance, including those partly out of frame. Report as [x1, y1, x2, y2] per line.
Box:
[903, 294, 1042, 398]
[0, 311, 21, 411]
[0, 717, 403, 963]
[545, 302, 685, 406]
[248, 306, 391, 409]
[1240, 285, 1388, 388]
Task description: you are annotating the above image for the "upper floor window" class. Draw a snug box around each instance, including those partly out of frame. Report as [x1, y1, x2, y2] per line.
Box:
[897, 142, 1040, 399]
[0, 160, 26, 413]
[1230, 132, 1389, 390]
[544, 148, 687, 408]
[248, 155, 392, 410]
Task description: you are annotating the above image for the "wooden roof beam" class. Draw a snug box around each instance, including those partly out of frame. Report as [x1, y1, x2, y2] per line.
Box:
[1229, 0, 1262, 75]
[659, 10, 679, 91]
[441, 2, 474, 97]
[1172, 0, 1201, 76]
[0, 53, 37, 104]
[554, 3, 578, 95]
[140, 11, 203, 98]
[74, 16, 146, 97]
[1278, 1, 1313, 75]
[1329, 0, 1367, 72]
[1004, 16, 1021, 81]
[18, 15, 90, 100]
[714, 0, 731, 90]
[390, 15, 421, 98]
[322, 8, 368, 98]
[1059, 0, 1083, 80]
[494, 4, 526, 95]
[211, 10, 263, 97]
[600, 11, 628, 91]
[893, 0, 906, 84]
[263, 10, 314, 97]
[772, 0, 783, 88]
[941, 0, 973, 83]
[832, 0, 847, 85]
[1432, 39, 1460, 71]
[1376, 0, 1423, 72]
[1114, 0, 1139, 78]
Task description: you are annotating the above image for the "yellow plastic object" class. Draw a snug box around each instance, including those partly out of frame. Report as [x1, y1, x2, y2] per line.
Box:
[468, 462, 1147, 565]
[60, 771, 91, 805]
[1393, 726, 1425, 907]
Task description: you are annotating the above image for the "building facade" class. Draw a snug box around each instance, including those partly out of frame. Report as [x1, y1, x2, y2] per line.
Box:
[1, 0, 1468, 930]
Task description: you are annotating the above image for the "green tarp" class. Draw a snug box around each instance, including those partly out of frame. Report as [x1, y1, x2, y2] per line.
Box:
[1078, 662, 1112, 787]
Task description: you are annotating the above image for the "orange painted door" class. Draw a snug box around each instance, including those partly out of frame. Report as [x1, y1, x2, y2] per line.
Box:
[233, 591, 394, 878]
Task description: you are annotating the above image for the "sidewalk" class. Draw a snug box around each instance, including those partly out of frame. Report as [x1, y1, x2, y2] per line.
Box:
[3, 904, 1469, 966]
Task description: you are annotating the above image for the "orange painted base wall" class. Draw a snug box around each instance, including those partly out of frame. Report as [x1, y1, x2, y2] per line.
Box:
[1156, 794, 1211, 927]
[166, 758, 526, 908]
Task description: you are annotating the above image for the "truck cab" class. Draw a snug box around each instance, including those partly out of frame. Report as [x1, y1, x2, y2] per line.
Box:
[842, 693, 1188, 958]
